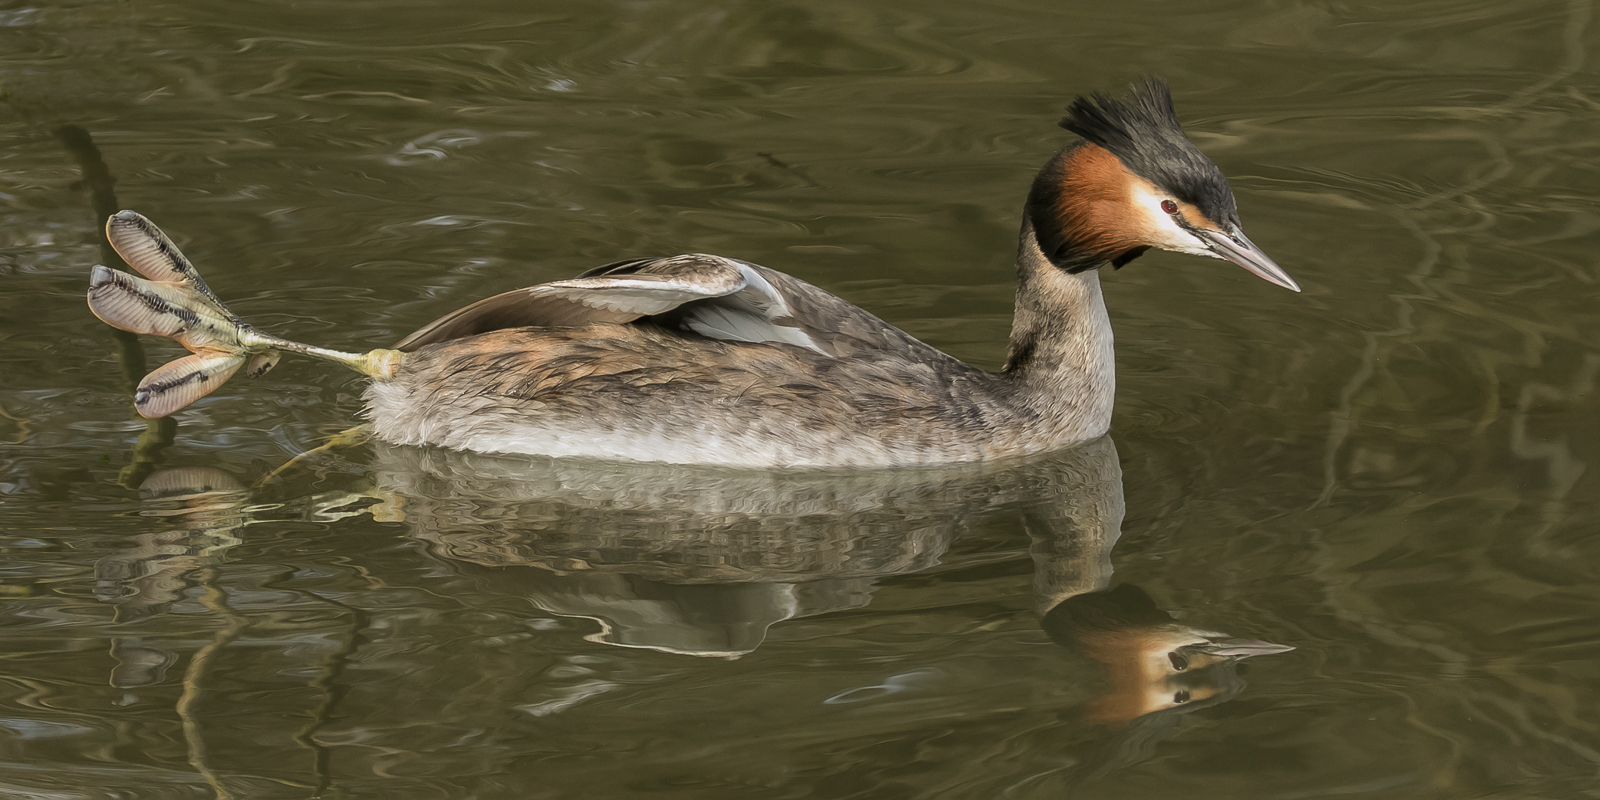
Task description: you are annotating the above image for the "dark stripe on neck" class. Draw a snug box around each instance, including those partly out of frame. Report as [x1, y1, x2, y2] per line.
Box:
[1003, 333, 1037, 374]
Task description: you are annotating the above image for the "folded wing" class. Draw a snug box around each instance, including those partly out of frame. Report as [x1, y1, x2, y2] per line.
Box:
[395, 254, 836, 354]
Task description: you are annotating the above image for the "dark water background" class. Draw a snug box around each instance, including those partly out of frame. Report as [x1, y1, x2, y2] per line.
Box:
[5, 1, 1600, 797]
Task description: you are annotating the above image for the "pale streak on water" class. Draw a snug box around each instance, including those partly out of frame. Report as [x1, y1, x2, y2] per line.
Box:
[3, 1, 1600, 798]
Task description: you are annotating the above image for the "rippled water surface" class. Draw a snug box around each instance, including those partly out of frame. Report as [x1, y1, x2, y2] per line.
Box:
[5, 1, 1600, 797]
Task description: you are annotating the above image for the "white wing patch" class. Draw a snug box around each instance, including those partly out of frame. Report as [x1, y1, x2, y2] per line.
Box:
[539, 259, 826, 354]
[681, 266, 826, 354]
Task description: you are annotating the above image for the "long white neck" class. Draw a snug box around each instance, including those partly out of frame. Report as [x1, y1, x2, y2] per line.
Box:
[1001, 219, 1117, 445]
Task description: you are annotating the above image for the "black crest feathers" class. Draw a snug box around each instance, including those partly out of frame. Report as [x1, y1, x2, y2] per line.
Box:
[1059, 77, 1239, 227]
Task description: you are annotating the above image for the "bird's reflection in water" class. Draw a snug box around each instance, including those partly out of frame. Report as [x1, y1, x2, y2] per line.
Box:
[373, 440, 1097, 658]
[102, 435, 1291, 729]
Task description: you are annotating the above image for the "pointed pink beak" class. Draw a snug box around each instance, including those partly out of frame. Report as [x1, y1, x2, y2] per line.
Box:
[1199, 227, 1300, 292]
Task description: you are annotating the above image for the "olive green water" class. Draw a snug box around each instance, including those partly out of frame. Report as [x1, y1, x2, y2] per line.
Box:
[5, 1, 1600, 797]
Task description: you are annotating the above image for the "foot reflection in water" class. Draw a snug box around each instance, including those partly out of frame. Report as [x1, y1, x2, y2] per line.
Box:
[96, 467, 249, 688]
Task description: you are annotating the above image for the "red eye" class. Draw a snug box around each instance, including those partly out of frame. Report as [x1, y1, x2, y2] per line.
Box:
[1160, 200, 1178, 215]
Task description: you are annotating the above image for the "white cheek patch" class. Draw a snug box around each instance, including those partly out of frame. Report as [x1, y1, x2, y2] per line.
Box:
[1125, 181, 1218, 259]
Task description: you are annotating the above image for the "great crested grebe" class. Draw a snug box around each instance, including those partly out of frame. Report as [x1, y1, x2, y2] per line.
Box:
[87, 78, 1298, 469]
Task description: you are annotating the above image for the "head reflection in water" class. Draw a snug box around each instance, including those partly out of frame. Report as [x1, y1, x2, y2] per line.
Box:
[1041, 583, 1294, 726]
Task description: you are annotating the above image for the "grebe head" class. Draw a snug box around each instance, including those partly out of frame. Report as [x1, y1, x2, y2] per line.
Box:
[1026, 77, 1299, 292]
